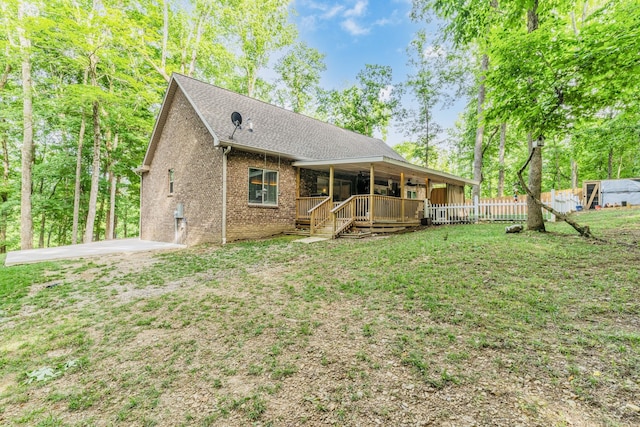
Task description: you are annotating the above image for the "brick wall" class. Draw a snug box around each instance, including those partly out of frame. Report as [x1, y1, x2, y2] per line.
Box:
[141, 89, 298, 245]
[140, 89, 224, 245]
[225, 151, 297, 242]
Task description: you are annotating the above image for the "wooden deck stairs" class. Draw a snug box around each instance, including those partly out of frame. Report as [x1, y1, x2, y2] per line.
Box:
[297, 195, 424, 239]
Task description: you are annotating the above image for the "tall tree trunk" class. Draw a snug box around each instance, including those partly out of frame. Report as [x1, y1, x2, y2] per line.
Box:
[188, 17, 204, 76]
[0, 64, 10, 89]
[497, 122, 506, 197]
[106, 133, 118, 240]
[617, 156, 622, 179]
[39, 211, 46, 248]
[95, 190, 106, 241]
[424, 106, 430, 168]
[123, 201, 128, 238]
[246, 65, 256, 98]
[526, 0, 545, 231]
[161, 0, 168, 71]
[38, 178, 60, 248]
[84, 54, 101, 244]
[19, 3, 34, 249]
[0, 135, 8, 253]
[527, 135, 545, 231]
[571, 159, 578, 190]
[47, 224, 53, 247]
[0, 65, 10, 253]
[72, 110, 86, 244]
[84, 97, 101, 243]
[607, 146, 613, 179]
[472, 53, 488, 200]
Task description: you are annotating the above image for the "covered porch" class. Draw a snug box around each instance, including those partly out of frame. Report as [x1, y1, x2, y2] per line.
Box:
[293, 156, 478, 238]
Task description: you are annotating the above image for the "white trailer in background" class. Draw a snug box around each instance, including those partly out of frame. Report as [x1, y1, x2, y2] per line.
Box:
[583, 178, 640, 209]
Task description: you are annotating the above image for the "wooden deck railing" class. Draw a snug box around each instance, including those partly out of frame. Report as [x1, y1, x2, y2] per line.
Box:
[296, 196, 327, 221]
[351, 195, 424, 222]
[309, 197, 332, 235]
[302, 195, 427, 237]
[331, 196, 357, 236]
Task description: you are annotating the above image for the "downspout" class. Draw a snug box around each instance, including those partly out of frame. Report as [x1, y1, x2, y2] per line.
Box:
[210, 130, 230, 245]
[221, 145, 231, 244]
[133, 166, 149, 240]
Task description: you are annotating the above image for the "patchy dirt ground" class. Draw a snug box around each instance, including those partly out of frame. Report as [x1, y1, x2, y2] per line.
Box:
[2, 226, 639, 426]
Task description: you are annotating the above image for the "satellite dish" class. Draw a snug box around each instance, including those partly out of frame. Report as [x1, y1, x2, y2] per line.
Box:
[231, 112, 243, 126]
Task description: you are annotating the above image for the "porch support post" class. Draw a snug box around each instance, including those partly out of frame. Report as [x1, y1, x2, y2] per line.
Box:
[424, 177, 430, 224]
[369, 163, 375, 228]
[400, 172, 405, 220]
[329, 165, 334, 200]
[425, 177, 430, 200]
[296, 168, 301, 221]
[329, 165, 335, 237]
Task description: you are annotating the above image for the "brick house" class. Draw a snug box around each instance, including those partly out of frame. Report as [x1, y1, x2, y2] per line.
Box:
[138, 74, 477, 245]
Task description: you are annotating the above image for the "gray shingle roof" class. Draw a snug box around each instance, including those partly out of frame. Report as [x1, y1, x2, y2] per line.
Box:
[171, 73, 406, 162]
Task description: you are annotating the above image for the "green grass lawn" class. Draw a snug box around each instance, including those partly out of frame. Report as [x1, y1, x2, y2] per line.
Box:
[1, 208, 639, 426]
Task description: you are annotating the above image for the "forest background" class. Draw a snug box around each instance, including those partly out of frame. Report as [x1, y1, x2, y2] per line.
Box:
[1, 0, 638, 251]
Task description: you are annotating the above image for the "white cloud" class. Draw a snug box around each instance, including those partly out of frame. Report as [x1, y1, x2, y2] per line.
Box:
[300, 1, 343, 18]
[423, 45, 446, 58]
[374, 17, 392, 26]
[373, 10, 401, 27]
[379, 85, 394, 102]
[299, 15, 318, 31]
[301, 0, 404, 37]
[341, 18, 370, 35]
[323, 5, 345, 19]
[344, 0, 368, 17]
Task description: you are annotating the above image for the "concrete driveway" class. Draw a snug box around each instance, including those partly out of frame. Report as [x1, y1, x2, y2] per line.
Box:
[4, 239, 186, 266]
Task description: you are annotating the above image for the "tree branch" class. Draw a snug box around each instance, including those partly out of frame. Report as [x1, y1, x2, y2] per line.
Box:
[0, 64, 11, 91]
[517, 146, 597, 239]
[482, 125, 500, 156]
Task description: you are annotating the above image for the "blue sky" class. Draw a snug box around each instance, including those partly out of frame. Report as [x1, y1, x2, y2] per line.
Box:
[290, 0, 467, 147]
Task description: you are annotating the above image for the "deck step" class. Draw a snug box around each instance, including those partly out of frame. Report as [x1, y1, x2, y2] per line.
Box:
[310, 225, 334, 238]
[285, 229, 310, 236]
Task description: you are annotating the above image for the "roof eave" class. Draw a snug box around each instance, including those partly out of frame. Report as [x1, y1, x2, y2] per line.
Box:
[142, 74, 222, 169]
[215, 139, 305, 161]
[141, 77, 179, 168]
[293, 156, 478, 187]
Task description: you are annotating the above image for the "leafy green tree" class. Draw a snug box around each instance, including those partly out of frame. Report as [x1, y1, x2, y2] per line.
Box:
[320, 64, 399, 139]
[225, 0, 296, 98]
[274, 42, 326, 114]
[401, 30, 465, 167]
[393, 140, 449, 171]
[15, 0, 36, 249]
[412, 0, 503, 199]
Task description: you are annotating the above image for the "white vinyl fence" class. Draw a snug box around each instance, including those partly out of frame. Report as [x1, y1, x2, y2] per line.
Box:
[426, 190, 580, 225]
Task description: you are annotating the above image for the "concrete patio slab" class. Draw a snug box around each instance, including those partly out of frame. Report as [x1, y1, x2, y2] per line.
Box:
[4, 239, 186, 267]
[292, 237, 329, 244]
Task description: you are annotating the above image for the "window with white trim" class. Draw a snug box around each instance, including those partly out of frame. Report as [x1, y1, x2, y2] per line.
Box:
[168, 169, 175, 194]
[248, 168, 278, 205]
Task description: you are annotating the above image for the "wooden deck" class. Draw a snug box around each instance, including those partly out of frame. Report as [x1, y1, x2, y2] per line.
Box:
[296, 195, 424, 238]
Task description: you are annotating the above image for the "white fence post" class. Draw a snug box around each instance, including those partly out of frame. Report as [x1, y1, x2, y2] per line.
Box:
[426, 190, 580, 226]
[474, 195, 479, 224]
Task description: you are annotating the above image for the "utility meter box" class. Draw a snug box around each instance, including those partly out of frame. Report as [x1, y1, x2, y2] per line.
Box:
[174, 203, 184, 219]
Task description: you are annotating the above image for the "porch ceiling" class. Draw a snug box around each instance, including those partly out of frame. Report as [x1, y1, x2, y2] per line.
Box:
[293, 156, 478, 187]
